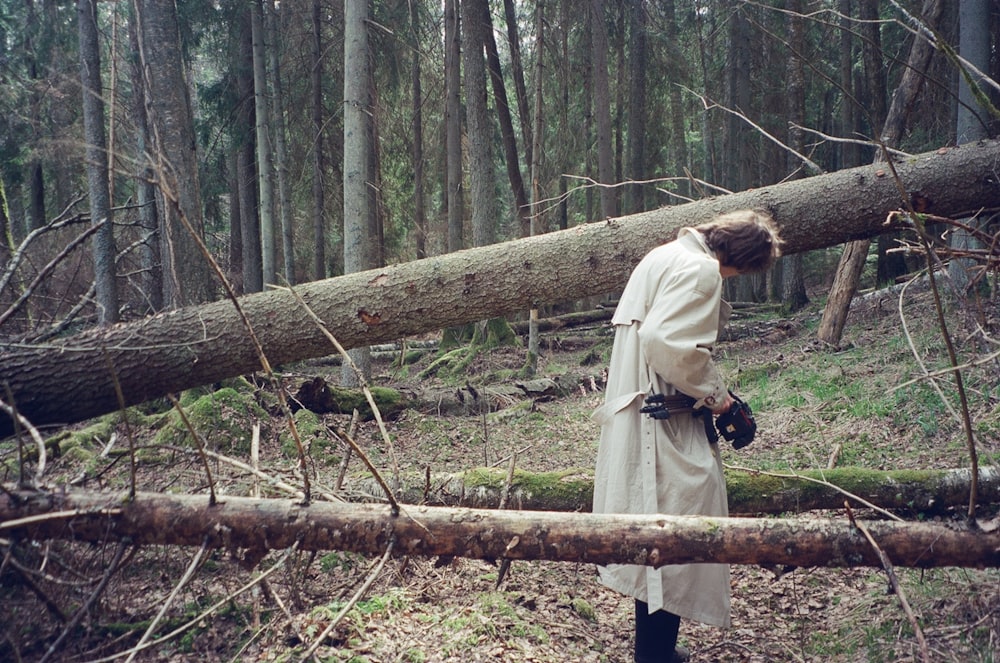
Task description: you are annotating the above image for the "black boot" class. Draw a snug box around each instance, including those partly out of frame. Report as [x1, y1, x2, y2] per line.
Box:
[634, 600, 688, 663]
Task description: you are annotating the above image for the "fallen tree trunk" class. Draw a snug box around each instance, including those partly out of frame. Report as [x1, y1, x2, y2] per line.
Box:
[1, 487, 996, 568]
[346, 466, 1000, 515]
[3, 140, 1000, 436]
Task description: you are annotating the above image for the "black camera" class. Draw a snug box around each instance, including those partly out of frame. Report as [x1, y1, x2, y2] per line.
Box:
[715, 393, 756, 449]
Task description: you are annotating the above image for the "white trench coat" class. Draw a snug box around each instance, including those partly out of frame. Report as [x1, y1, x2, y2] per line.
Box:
[592, 228, 733, 628]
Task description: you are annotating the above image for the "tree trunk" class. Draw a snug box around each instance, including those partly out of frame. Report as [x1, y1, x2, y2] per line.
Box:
[409, 1, 427, 260]
[502, 0, 532, 175]
[624, 0, 647, 215]
[251, 0, 276, 287]
[444, 0, 464, 252]
[128, 11, 162, 312]
[781, 0, 809, 312]
[3, 139, 1000, 435]
[949, 0, 992, 293]
[818, 0, 944, 346]
[343, 0, 374, 387]
[267, 0, 294, 286]
[78, 0, 118, 326]
[462, 0, 497, 249]
[136, 0, 214, 308]
[3, 487, 996, 568]
[484, 10, 529, 237]
[311, 0, 326, 280]
[663, 0, 689, 201]
[350, 466, 1000, 516]
[236, 7, 262, 294]
[590, 0, 616, 221]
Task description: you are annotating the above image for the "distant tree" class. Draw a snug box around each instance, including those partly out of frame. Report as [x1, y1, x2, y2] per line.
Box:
[268, 0, 294, 286]
[343, 0, 374, 385]
[461, 0, 497, 248]
[949, 0, 993, 293]
[251, 0, 277, 287]
[590, 0, 616, 220]
[136, 0, 214, 307]
[78, 0, 118, 325]
[409, 0, 427, 260]
[311, 0, 327, 280]
[444, 0, 464, 252]
[624, 0, 647, 215]
[127, 10, 162, 312]
[781, 0, 808, 311]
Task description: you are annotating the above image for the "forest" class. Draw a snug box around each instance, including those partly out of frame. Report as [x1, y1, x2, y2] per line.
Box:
[1, 0, 999, 661]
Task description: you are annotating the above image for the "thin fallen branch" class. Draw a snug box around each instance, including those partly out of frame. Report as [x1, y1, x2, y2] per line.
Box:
[88, 543, 300, 663]
[38, 541, 130, 663]
[300, 539, 395, 661]
[124, 537, 210, 663]
[283, 285, 401, 511]
[846, 503, 929, 663]
[0, 394, 46, 484]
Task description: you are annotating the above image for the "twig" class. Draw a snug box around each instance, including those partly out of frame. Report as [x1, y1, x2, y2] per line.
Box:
[335, 409, 361, 491]
[38, 541, 129, 663]
[0, 393, 46, 484]
[102, 349, 137, 499]
[845, 503, 929, 663]
[330, 427, 400, 515]
[166, 394, 218, 506]
[88, 543, 300, 663]
[495, 452, 519, 588]
[281, 285, 401, 508]
[124, 537, 210, 663]
[159, 445, 342, 503]
[299, 539, 395, 662]
[0, 218, 105, 329]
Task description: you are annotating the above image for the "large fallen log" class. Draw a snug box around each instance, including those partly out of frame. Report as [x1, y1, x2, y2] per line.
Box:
[346, 466, 1000, 515]
[3, 140, 1000, 436]
[1, 487, 996, 568]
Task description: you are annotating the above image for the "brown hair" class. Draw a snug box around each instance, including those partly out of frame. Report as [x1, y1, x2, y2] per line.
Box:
[695, 209, 783, 274]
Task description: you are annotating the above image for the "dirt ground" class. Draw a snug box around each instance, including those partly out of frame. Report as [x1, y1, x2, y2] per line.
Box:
[2, 284, 999, 662]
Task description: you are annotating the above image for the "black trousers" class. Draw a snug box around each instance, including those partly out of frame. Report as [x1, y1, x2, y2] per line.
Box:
[634, 599, 680, 663]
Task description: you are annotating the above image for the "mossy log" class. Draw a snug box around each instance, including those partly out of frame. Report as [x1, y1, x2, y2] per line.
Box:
[293, 375, 584, 418]
[348, 466, 1000, 515]
[2, 486, 997, 568]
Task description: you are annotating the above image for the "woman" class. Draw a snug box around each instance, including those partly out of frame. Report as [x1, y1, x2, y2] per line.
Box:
[592, 210, 782, 663]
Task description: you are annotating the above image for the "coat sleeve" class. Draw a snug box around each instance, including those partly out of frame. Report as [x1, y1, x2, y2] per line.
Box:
[636, 261, 727, 407]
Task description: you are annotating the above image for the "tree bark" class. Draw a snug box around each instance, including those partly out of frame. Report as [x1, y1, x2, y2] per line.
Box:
[590, 0, 616, 220]
[343, 0, 375, 387]
[78, 0, 118, 326]
[462, 0, 498, 249]
[251, 0, 276, 287]
[484, 9, 529, 237]
[3, 139, 1000, 435]
[349, 466, 1000, 516]
[136, 0, 214, 308]
[311, 0, 326, 280]
[2, 487, 996, 569]
[444, 0, 464, 252]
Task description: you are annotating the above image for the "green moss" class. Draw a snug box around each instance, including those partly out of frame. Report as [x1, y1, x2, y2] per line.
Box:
[280, 409, 338, 462]
[463, 467, 594, 510]
[570, 597, 597, 622]
[153, 387, 268, 453]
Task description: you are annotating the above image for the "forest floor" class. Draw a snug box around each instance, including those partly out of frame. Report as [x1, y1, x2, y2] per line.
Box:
[2, 277, 999, 662]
